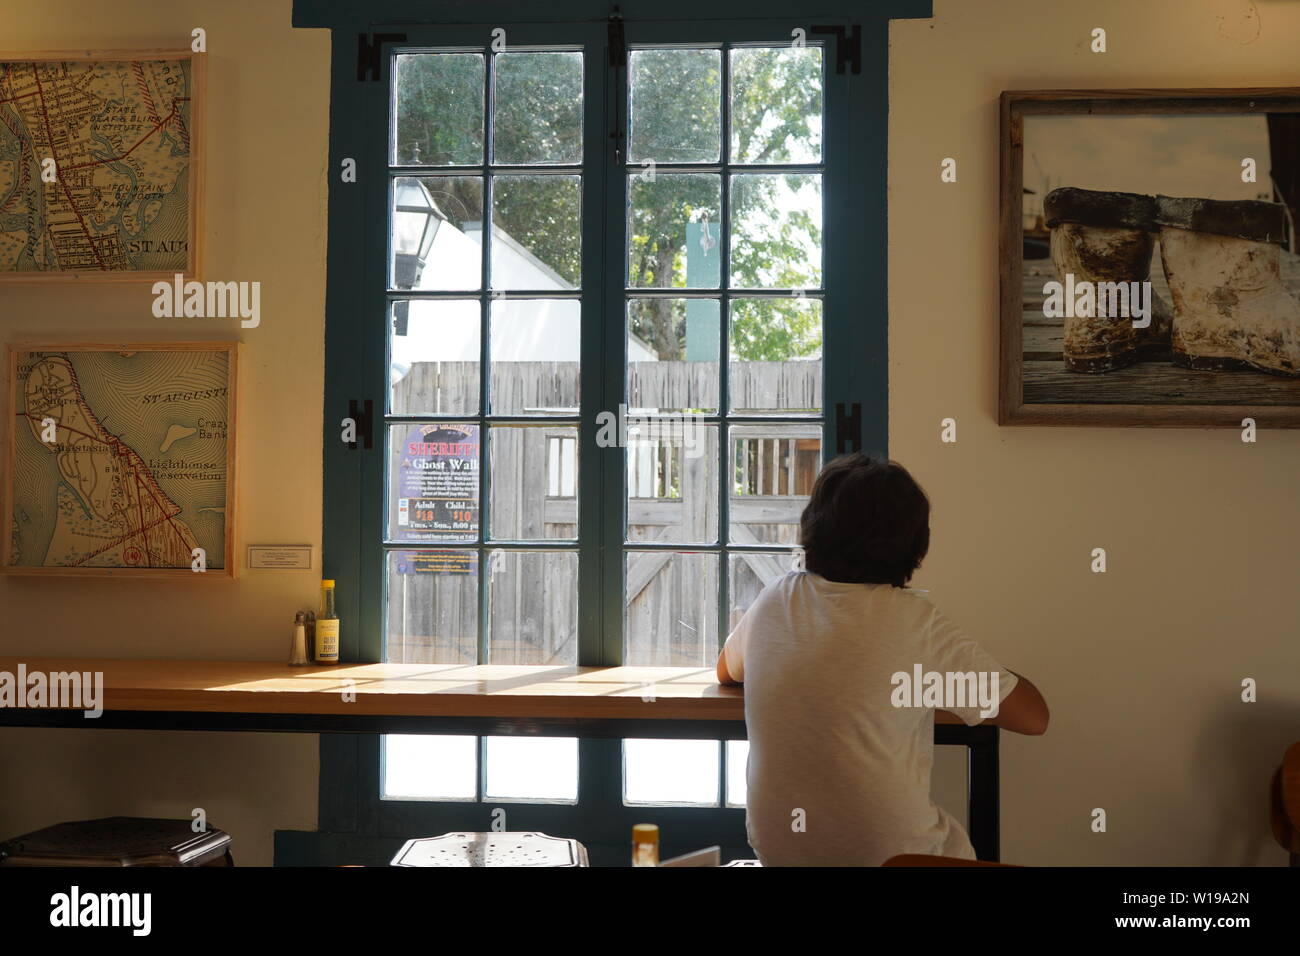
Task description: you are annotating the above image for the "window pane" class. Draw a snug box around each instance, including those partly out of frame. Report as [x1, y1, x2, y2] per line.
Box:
[484, 736, 579, 803]
[390, 176, 483, 291]
[491, 175, 581, 289]
[492, 51, 583, 165]
[628, 173, 721, 289]
[729, 46, 823, 164]
[729, 424, 820, 545]
[728, 296, 822, 414]
[393, 53, 484, 166]
[487, 550, 578, 664]
[385, 550, 478, 663]
[624, 739, 720, 806]
[729, 173, 822, 289]
[628, 49, 721, 164]
[627, 298, 719, 415]
[489, 299, 580, 415]
[388, 423, 480, 543]
[624, 551, 718, 665]
[390, 299, 480, 415]
[728, 549, 799, 630]
[626, 423, 718, 544]
[490, 425, 577, 540]
[725, 740, 749, 807]
[383, 734, 477, 800]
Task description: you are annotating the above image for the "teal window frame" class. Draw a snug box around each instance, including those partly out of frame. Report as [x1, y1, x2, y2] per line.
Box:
[296, 0, 931, 867]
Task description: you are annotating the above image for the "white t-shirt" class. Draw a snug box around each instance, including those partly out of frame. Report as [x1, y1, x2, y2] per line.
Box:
[722, 570, 1018, 867]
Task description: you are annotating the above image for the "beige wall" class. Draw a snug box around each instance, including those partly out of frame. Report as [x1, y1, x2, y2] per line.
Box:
[0, 0, 328, 865]
[2, 0, 1296, 868]
[891, 0, 1300, 864]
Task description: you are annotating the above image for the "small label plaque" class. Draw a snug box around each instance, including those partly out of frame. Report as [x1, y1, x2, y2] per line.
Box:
[247, 545, 313, 570]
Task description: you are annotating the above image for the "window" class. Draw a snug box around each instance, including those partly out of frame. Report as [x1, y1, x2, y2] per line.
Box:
[315, 2, 890, 862]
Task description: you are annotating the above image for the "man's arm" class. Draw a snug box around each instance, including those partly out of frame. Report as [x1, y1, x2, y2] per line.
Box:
[981, 672, 1049, 735]
[716, 650, 740, 685]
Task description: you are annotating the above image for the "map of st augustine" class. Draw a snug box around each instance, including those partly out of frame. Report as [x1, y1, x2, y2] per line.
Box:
[0, 57, 191, 274]
[10, 350, 228, 570]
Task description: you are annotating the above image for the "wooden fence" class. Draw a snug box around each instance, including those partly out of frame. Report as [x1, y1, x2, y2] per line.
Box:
[387, 359, 820, 666]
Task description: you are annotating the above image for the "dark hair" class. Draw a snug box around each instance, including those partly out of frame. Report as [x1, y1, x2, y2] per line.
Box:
[799, 453, 930, 586]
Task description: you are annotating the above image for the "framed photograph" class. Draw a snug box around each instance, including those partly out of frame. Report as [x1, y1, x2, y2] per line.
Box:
[1000, 89, 1300, 426]
[0, 49, 203, 280]
[3, 343, 237, 577]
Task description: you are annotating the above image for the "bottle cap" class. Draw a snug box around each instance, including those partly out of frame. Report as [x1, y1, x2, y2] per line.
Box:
[321, 579, 335, 588]
[632, 823, 659, 845]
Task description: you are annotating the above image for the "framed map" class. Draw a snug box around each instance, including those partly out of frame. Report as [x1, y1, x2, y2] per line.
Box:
[4, 343, 237, 576]
[0, 50, 202, 280]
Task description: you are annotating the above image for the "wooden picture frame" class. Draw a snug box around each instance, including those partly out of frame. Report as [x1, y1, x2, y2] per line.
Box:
[3, 342, 238, 577]
[0, 49, 204, 281]
[1000, 89, 1300, 426]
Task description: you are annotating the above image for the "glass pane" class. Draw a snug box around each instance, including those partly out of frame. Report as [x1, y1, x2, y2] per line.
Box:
[729, 425, 820, 545]
[388, 423, 480, 543]
[728, 296, 822, 414]
[624, 551, 718, 666]
[492, 51, 583, 165]
[725, 740, 749, 808]
[729, 174, 822, 289]
[489, 425, 577, 540]
[729, 46, 823, 164]
[390, 176, 483, 291]
[489, 299, 580, 415]
[385, 550, 478, 663]
[626, 423, 718, 544]
[393, 53, 484, 166]
[491, 175, 581, 289]
[627, 298, 719, 415]
[728, 549, 800, 630]
[390, 299, 480, 415]
[628, 49, 721, 164]
[487, 550, 578, 664]
[628, 174, 721, 289]
[624, 739, 720, 806]
[382, 734, 477, 801]
[484, 736, 579, 803]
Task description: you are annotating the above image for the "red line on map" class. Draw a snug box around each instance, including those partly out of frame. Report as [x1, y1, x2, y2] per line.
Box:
[133, 473, 152, 567]
[30, 66, 108, 270]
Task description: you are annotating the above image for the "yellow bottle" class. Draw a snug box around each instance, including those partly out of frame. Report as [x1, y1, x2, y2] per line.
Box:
[315, 579, 340, 663]
[631, 824, 659, 867]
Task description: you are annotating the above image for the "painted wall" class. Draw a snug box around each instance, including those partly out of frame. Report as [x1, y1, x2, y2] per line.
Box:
[0, 0, 328, 865]
[891, 0, 1300, 864]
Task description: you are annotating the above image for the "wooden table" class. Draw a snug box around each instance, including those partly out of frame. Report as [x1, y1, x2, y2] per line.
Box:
[0, 657, 1000, 860]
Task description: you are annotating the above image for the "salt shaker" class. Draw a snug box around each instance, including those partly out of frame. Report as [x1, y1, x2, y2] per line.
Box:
[288, 611, 309, 666]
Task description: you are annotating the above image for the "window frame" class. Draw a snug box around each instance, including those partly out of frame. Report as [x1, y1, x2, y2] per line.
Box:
[313, 2, 906, 864]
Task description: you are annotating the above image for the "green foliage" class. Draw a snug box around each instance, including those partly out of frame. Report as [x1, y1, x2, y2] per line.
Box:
[394, 46, 824, 359]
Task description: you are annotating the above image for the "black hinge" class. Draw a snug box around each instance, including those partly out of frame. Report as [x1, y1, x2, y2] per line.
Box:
[810, 24, 862, 75]
[346, 398, 375, 450]
[835, 402, 862, 454]
[607, 8, 626, 68]
[356, 32, 407, 82]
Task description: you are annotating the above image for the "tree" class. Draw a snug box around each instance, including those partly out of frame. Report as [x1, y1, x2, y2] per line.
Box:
[393, 46, 823, 361]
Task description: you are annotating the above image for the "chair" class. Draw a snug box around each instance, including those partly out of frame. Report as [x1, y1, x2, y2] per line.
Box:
[882, 854, 1019, 867]
[390, 831, 588, 867]
[0, 817, 233, 867]
[1269, 741, 1300, 866]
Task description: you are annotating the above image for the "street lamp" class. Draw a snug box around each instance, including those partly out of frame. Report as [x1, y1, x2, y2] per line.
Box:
[392, 178, 442, 335]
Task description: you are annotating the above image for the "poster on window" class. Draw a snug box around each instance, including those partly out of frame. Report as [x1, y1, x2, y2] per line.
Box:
[391, 423, 479, 541]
